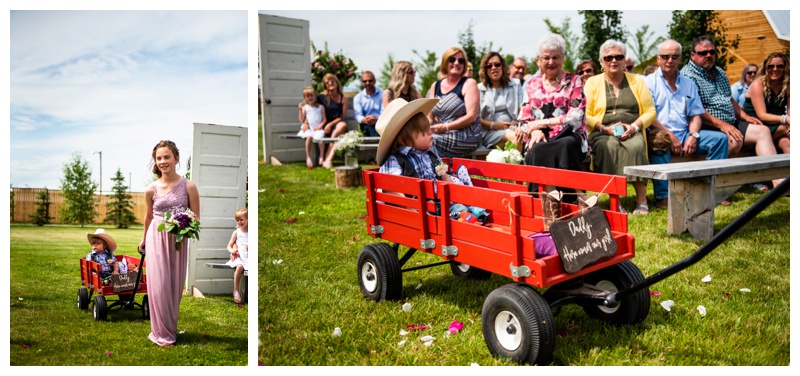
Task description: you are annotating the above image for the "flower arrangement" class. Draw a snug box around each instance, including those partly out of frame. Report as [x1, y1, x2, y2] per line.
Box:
[334, 130, 363, 156]
[310, 41, 358, 93]
[486, 141, 523, 164]
[435, 162, 449, 177]
[157, 206, 201, 250]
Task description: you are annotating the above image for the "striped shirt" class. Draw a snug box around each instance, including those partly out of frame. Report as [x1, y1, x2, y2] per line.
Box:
[680, 61, 736, 125]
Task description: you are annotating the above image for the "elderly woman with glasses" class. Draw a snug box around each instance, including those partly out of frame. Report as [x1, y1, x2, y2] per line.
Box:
[584, 39, 656, 214]
[731, 64, 759, 107]
[426, 46, 482, 157]
[383, 61, 422, 108]
[517, 34, 589, 201]
[743, 52, 790, 154]
[477, 51, 523, 149]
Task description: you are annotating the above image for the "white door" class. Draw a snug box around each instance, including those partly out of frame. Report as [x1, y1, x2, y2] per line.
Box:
[259, 13, 310, 163]
[188, 122, 248, 294]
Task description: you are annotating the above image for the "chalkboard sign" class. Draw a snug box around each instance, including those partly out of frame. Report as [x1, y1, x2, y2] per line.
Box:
[111, 271, 139, 293]
[549, 206, 617, 274]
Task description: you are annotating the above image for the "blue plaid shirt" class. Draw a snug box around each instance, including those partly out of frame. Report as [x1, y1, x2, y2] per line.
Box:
[379, 146, 439, 182]
[86, 249, 115, 273]
[680, 60, 736, 125]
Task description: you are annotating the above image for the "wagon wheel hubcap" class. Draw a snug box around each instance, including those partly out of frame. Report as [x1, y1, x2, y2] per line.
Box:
[595, 280, 619, 314]
[456, 263, 471, 273]
[494, 311, 522, 351]
[361, 261, 378, 293]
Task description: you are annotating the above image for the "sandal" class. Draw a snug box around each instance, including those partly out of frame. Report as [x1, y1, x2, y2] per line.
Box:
[617, 203, 627, 214]
[306, 157, 314, 169]
[233, 291, 242, 303]
[632, 204, 649, 215]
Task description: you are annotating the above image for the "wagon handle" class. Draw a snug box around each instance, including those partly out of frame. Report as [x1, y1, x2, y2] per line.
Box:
[604, 177, 789, 308]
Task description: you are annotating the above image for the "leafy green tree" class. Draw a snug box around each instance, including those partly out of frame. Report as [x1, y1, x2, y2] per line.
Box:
[378, 53, 395, 90]
[29, 190, 52, 226]
[60, 152, 98, 227]
[579, 10, 627, 70]
[544, 17, 580, 72]
[104, 168, 138, 229]
[668, 10, 740, 70]
[457, 20, 478, 79]
[413, 49, 439, 97]
[627, 25, 666, 71]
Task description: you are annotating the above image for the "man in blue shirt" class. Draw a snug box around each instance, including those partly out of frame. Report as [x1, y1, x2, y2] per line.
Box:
[645, 39, 728, 208]
[353, 71, 383, 137]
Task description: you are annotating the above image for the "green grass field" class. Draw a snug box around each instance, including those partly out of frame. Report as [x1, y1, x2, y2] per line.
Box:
[9, 225, 248, 366]
[258, 161, 790, 366]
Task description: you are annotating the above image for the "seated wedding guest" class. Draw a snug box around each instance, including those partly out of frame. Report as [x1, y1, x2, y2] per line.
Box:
[584, 39, 656, 215]
[477, 51, 523, 149]
[426, 46, 483, 158]
[743, 52, 790, 154]
[353, 71, 383, 137]
[383, 61, 422, 108]
[575, 59, 597, 83]
[731, 63, 758, 107]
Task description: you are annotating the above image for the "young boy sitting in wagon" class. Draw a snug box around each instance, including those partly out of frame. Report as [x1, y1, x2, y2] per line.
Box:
[376, 98, 487, 221]
[85, 228, 120, 280]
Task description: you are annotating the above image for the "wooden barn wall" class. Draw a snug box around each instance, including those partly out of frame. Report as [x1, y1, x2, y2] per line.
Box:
[717, 10, 790, 84]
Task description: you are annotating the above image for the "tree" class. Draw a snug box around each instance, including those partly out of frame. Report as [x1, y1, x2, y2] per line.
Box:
[104, 168, 138, 229]
[29, 190, 52, 226]
[60, 152, 98, 227]
[579, 10, 627, 70]
[627, 25, 666, 71]
[668, 10, 740, 71]
[457, 20, 478, 79]
[544, 16, 580, 72]
[378, 53, 395, 90]
[413, 49, 439, 98]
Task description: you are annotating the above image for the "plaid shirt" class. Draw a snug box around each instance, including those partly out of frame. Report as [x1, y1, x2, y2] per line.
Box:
[680, 61, 736, 125]
[379, 146, 439, 182]
[86, 249, 116, 273]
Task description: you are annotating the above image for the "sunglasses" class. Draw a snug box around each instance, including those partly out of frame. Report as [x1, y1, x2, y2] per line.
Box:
[746, 71, 757, 75]
[626, 65, 634, 70]
[448, 56, 466, 65]
[407, 69, 416, 74]
[767, 64, 785, 70]
[603, 55, 625, 62]
[576, 68, 594, 75]
[693, 49, 716, 57]
[362, 79, 375, 83]
[485, 62, 503, 69]
[511, 64, 526, 71]
[659, 54, 681, 61]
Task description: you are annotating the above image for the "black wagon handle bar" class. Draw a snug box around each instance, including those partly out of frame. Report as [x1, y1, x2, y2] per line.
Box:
[605, 177, 789, 307]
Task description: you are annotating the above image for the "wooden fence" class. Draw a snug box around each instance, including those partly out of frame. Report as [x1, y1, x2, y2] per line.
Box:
[11, 187, 147, 225]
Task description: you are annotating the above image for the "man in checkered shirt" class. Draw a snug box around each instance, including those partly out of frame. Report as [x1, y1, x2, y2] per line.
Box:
[680, 35, 777, 157]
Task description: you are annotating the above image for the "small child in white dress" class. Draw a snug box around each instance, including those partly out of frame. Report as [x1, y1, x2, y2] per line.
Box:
[297, 86, 327, 168]
[226, 207, 248, 303]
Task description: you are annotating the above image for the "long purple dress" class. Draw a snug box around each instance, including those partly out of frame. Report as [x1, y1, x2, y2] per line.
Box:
[146, 178, 190, 346]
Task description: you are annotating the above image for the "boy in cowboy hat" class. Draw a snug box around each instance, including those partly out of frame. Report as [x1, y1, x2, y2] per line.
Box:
[86, 228, 120, 277]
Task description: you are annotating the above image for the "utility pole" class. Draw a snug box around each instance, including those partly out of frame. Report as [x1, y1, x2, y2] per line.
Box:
[93, 151, 102, 195]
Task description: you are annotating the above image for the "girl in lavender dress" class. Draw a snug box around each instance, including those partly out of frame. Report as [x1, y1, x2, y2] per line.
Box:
[139, 140, 200, 347]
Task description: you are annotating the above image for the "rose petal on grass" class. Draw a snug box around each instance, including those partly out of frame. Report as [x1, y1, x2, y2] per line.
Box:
[406, 324, 428, 331]
[203, 334, 210, 339]
[398, 340, 406, 347]
[272, 259, 283, 265]
[19, 297, 23, 300]
[16, 291, 21, 294]
[106, 351, 111, 356]
[740, 288, 751, 293]
[399, 329, 409, 336]
[358, 216, 367, 220]
[697, 305, 707, 317]
[420, 335, 435, 343]
[333, 327, 342, 337]
[448, 321, 464, 334]
[285, 218, 297, 223]
[649, 290, 661, 296]
[22, 344, 30, 349]
[416, 283, 423, 290]
[702, 275, 712, 283]
[278, 189, 284, 193]
[402, 303, 412, 312]
[179, 330, 186, 334]
[238, 305, 243, 309]
[258, 189, 265, 193]
[660, 300, 675, 312]
[298, 211, 305, 215]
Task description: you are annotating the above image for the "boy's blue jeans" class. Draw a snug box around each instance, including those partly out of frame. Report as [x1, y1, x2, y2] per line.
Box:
[649, 130, 728, 200]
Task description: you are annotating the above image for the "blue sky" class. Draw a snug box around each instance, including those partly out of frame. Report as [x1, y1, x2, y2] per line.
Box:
[9, 10, 248, 192]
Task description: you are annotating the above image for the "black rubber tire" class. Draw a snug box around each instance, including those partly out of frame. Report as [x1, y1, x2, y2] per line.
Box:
[482, 284, 556, 365]
[92, 295, 108, 321]
[77, 288, 90, 310]
[450, 262, 492, 280]
[581, 260, 651, 325]
[142, 294, 150, 320]
[357, 243, 402, 301]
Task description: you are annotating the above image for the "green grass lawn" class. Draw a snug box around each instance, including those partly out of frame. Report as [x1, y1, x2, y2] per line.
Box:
[258, 161, 790, 366]
[9, 224, 248, 366]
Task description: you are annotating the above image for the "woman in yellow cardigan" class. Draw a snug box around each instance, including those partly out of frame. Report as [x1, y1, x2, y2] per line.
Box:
[584, 40, 656, 214]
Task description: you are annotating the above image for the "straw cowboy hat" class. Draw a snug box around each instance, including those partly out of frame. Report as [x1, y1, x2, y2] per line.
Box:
[375, 98, 439, 166]
[86, 228, 117, 251]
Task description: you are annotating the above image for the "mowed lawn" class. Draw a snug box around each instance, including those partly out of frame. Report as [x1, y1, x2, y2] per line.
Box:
[9, 224, 248, 366]
[258, 161, 790, 366]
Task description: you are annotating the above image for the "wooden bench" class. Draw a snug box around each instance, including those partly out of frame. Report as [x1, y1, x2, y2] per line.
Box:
[204, 263, 248, 304]
[624, 154, 789, 240]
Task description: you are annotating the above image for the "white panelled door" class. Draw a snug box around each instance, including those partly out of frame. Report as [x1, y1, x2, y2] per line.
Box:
[188, 123, 247, 295]
[259, 13, 310, 163]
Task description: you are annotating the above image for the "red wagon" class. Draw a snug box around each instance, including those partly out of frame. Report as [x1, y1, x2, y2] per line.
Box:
[78, 249, 149, 321]
[358, 158, 649, 364]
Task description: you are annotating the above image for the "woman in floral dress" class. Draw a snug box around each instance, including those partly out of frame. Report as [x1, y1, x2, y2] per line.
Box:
[139, 140, 200, 347]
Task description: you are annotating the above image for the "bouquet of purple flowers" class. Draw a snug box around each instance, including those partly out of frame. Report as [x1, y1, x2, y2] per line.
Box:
[157, 206, 201, 250]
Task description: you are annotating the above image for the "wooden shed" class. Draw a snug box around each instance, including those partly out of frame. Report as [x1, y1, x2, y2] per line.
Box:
[717, 10, 790, 84]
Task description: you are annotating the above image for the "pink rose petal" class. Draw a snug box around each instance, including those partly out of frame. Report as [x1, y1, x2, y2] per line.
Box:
[22, 344, 30, 349]
[448, 320, 464, 334]
[106, 351, 111, 356]
[203, 334, 210, 339]
[285, 218, 297, 223]
[649, 291, 661, 296]
[406, 324, 429, 331]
